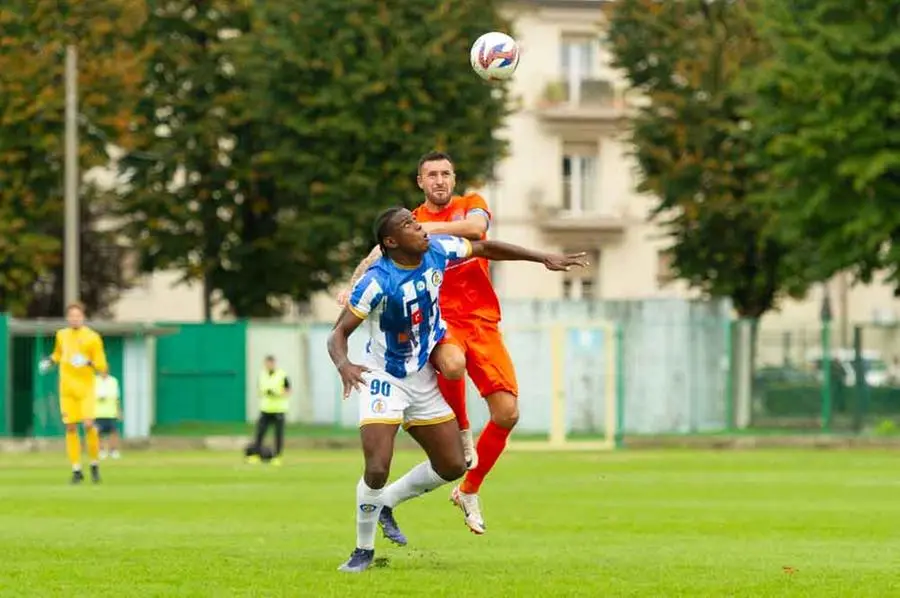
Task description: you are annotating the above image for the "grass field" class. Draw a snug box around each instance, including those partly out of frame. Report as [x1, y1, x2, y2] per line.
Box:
[1, 448, 899, 597]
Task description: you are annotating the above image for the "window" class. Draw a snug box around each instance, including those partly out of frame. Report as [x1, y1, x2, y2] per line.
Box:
[562, 278, 596, 301]
[561, 249, 599, 300]
[562, 143, 598, 214]
[560, 34, 601, 105]
[561, 36, 598, 81]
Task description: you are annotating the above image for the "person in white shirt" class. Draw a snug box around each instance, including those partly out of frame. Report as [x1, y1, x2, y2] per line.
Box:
[94, 372, 122, 459]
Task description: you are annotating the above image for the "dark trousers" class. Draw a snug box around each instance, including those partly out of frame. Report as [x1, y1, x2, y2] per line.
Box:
[253, 412, 285, 456]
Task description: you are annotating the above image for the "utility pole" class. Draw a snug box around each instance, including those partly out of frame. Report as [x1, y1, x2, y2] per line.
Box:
[64, 45, 80, 307]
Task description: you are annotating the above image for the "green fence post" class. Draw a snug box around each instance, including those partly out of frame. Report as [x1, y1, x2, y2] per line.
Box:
[614, 323, 625, 449]
[852, 326, 868, 434]
[724, 320, 734, 432]
[820, 318, 833, 432]
[33, 333, 44, 437]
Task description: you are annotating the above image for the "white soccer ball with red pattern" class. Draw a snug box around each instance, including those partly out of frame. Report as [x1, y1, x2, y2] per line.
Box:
[470, 32, 520, 81]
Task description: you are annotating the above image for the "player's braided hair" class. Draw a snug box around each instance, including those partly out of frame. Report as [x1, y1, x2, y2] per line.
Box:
[373, 206, 406, 254]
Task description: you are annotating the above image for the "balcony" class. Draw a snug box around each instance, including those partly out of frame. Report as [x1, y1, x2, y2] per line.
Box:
[536, 78, 629, 129]
[531, 201, 627, 245]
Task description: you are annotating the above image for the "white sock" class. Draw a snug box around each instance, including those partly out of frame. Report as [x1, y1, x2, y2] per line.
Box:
[356, 478, 384, 550]
[382, 461, 448, 509]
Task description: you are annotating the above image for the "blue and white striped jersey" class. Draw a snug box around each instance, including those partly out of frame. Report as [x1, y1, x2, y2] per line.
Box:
[347, 235, 472, 379]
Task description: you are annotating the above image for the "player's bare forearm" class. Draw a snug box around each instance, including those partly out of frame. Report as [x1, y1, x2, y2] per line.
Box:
[327, 308, 365, 369]
[470, 240, 547, 263]
[328, 309, 371, 397]
[327, 328, 352, 370]
[470, 240, 589, 272]
[348, 246, 382, 288]
[420, 216, 487, 240]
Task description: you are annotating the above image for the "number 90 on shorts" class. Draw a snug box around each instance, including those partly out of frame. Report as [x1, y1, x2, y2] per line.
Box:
[357, 366, 455, 429]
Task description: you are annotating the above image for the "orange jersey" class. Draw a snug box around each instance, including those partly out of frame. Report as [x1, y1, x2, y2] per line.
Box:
[413, 194, 501, 323]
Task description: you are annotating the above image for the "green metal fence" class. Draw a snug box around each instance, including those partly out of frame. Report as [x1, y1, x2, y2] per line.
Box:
[748, 321, 900, 432]
[154, 322, 247, 425]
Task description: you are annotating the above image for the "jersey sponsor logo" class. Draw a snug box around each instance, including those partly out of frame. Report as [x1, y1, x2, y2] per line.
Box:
[410, 306, 423, 325]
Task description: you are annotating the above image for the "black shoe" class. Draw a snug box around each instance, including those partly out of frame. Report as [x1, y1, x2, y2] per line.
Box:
[90, 463, 101, 484]
[71, 470, 84, 485]
[337, 548, 375, 573]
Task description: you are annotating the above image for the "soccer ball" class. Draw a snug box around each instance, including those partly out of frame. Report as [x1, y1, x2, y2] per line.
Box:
[470, 32, 520, 81]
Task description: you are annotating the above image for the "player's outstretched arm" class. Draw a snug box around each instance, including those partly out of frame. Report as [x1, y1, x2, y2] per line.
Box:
[337, 246, 383, 305]
[327, 308, 371, 398]
[470, 240, 589, 272]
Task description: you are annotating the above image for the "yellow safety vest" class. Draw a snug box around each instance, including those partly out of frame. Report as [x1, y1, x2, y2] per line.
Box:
[259, 369, 288, 414]
[95, 375, 120, 419]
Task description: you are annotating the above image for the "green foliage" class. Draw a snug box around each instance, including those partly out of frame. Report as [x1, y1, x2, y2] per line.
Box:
[0, 0, 145, 317]
[606, 0, 813, 318]
[747, 0, 900, 290]
[25, 184, 133, 318]
[118, 0, 511, 318]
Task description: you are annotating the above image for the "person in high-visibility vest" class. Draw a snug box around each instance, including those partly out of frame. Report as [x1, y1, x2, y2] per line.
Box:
[247, 355, 291, 466]
[95, 372, 122, 460]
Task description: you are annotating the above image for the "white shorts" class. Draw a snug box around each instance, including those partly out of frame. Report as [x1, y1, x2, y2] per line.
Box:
[358, 363, 455, 430]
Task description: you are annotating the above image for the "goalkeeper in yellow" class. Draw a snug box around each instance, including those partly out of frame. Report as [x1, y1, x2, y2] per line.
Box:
[40, 302, 109, 484]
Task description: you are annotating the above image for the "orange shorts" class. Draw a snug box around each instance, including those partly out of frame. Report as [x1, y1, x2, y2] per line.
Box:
[438, 318, 518, 399]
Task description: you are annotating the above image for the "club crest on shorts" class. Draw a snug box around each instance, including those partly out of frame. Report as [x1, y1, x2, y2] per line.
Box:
[371, 398, 386, 414]
[431, 270, 443, 286]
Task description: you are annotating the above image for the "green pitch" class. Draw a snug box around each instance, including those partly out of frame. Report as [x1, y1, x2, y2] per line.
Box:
[0, 449, 898, 597]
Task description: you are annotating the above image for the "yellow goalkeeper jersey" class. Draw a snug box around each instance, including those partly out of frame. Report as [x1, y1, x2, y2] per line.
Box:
[51, 326, 108, 399]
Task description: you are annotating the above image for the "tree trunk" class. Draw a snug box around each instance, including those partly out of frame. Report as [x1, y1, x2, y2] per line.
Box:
[202, 271, 212, 322]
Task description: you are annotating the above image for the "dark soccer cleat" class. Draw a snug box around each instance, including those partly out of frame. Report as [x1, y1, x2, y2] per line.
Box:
[337, 548, 375, 573]
[70, 470, 84, 485]
[378, 506, 408, 546]
[90, 464, 101, 484]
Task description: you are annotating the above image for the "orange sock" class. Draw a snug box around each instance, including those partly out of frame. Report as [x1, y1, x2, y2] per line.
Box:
[460, 421, 511, 494]
[437, 374, 469, 430]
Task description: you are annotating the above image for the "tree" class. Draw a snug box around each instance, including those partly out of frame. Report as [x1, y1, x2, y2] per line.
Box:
[26, 185, 133, 318]
[118, 0, 512, 318]
[116, 0, 254, 320]
[606, 0, 813, 318]
[747, 0, 900, 290]
[0, 0, 147, 316]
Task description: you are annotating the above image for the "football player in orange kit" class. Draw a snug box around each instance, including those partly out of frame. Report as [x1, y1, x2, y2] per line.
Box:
[39, 302, 109, 484]
[341, 151, 522, 535]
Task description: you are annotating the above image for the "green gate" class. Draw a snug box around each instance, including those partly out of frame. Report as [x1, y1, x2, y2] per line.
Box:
[155, 322, 246, 425]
